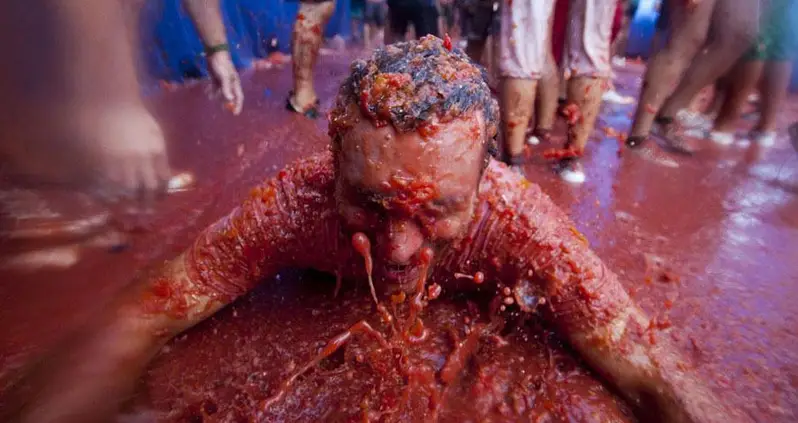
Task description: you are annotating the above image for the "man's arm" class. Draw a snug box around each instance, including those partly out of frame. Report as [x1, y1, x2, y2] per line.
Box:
[460, 161, 743, 423]
[3, 154, 338, 423]
[183, 0, 245, 114]
[183, 0, 227, 48]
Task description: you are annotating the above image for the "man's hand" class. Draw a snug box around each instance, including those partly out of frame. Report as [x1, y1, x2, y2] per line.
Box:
[207, 50, 244, 115]
[182, 0, 241, 114]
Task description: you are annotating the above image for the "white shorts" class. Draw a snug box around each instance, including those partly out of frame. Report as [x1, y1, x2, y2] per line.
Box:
[499, 0, 615, 79]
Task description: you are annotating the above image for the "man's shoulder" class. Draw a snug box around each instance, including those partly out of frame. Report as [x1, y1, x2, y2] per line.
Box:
[278, 149, 336, 192]
[478, 158, 544, 206]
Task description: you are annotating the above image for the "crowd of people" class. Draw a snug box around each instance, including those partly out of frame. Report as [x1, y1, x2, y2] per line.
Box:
[291, 0, 798, 183]
[4, 0, 794, 205]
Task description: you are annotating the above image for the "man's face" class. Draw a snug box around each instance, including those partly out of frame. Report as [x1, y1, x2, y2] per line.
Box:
[335, 110, 486, 292]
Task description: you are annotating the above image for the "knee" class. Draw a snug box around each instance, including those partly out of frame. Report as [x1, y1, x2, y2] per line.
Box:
[666, 31, 707, 58]
[720, 26, 759, 53]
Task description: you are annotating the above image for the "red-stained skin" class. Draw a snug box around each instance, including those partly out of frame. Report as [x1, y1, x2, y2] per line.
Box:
[132, 105, 733, 422]
[163, 101, 631, 334]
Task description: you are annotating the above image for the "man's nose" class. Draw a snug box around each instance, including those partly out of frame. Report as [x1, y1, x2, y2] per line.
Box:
[380, 219, 424, 264]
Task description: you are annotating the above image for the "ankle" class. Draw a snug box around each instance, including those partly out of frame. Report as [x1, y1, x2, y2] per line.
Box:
[626, 135, 647, 148]
[292, 88, 317, 106]
[654, 115, 675, 126]
[753, 124, 775, 134]
[711, 121, 734, 133]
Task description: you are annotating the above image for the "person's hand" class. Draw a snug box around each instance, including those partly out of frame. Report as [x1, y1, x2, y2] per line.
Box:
[73, 104, 172, 209]
[207, 50, 244, 115]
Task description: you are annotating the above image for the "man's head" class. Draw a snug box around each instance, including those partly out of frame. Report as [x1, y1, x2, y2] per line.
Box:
[329, 35, 498, 292]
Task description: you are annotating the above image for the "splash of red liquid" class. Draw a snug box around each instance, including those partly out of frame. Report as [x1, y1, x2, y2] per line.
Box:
[352, 232, 378, 306]
[404, 248, 433, 339]
[440, 324, 485, 384]
[454, 271, 486, 285]
[259, 242, 449, 414]
[562, 103, 582, 125]
[542, 147, 583, 160]
[257, 320, 389, 414]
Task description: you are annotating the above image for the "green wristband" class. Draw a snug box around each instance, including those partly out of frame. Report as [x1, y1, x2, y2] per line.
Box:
[205, 43, 230, 56]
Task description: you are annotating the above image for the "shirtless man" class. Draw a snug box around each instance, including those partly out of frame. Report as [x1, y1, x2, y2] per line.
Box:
[4, 36, 740, 423]
[287, 0, 337, 118]
[499, 0, 614, 184]
[625, 0, 761, 164]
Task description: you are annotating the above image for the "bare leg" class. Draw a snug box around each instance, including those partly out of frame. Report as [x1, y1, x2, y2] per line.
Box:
[566, 77, 606, 153]
[535, 11, 559, 141]
[462, 1, 495, 65]
[465, 39, 486, 64]
[557, 0, 614, 183]
[650, 29, 668, 55]
[497, 0, 553, 164]
[711, 61, 762, 134]
[628, 0, 717, 140]
[755, 61, 793, 133]
[364, 23, 372, 48]
[558, 72, 568, 101]
[704, 77, 728, 117]
[290, 1, 336, 113]
[790, 122, 798, 152]
[485, 35, 500, 88]
[612, 15, 631, 58]
[536, 64, 559, 136]
[501, 78, 537, 163]
[658, 0, 761, 119]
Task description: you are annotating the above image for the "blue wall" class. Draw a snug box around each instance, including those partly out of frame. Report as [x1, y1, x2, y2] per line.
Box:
[139, 0, 351, 83]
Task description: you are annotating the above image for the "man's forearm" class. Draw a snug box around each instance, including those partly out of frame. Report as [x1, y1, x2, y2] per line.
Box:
[184, 0, 228, 48]
[473, 163, 738, 422]
[540, 236, 737, 421]
[131, 153, 339, 334]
